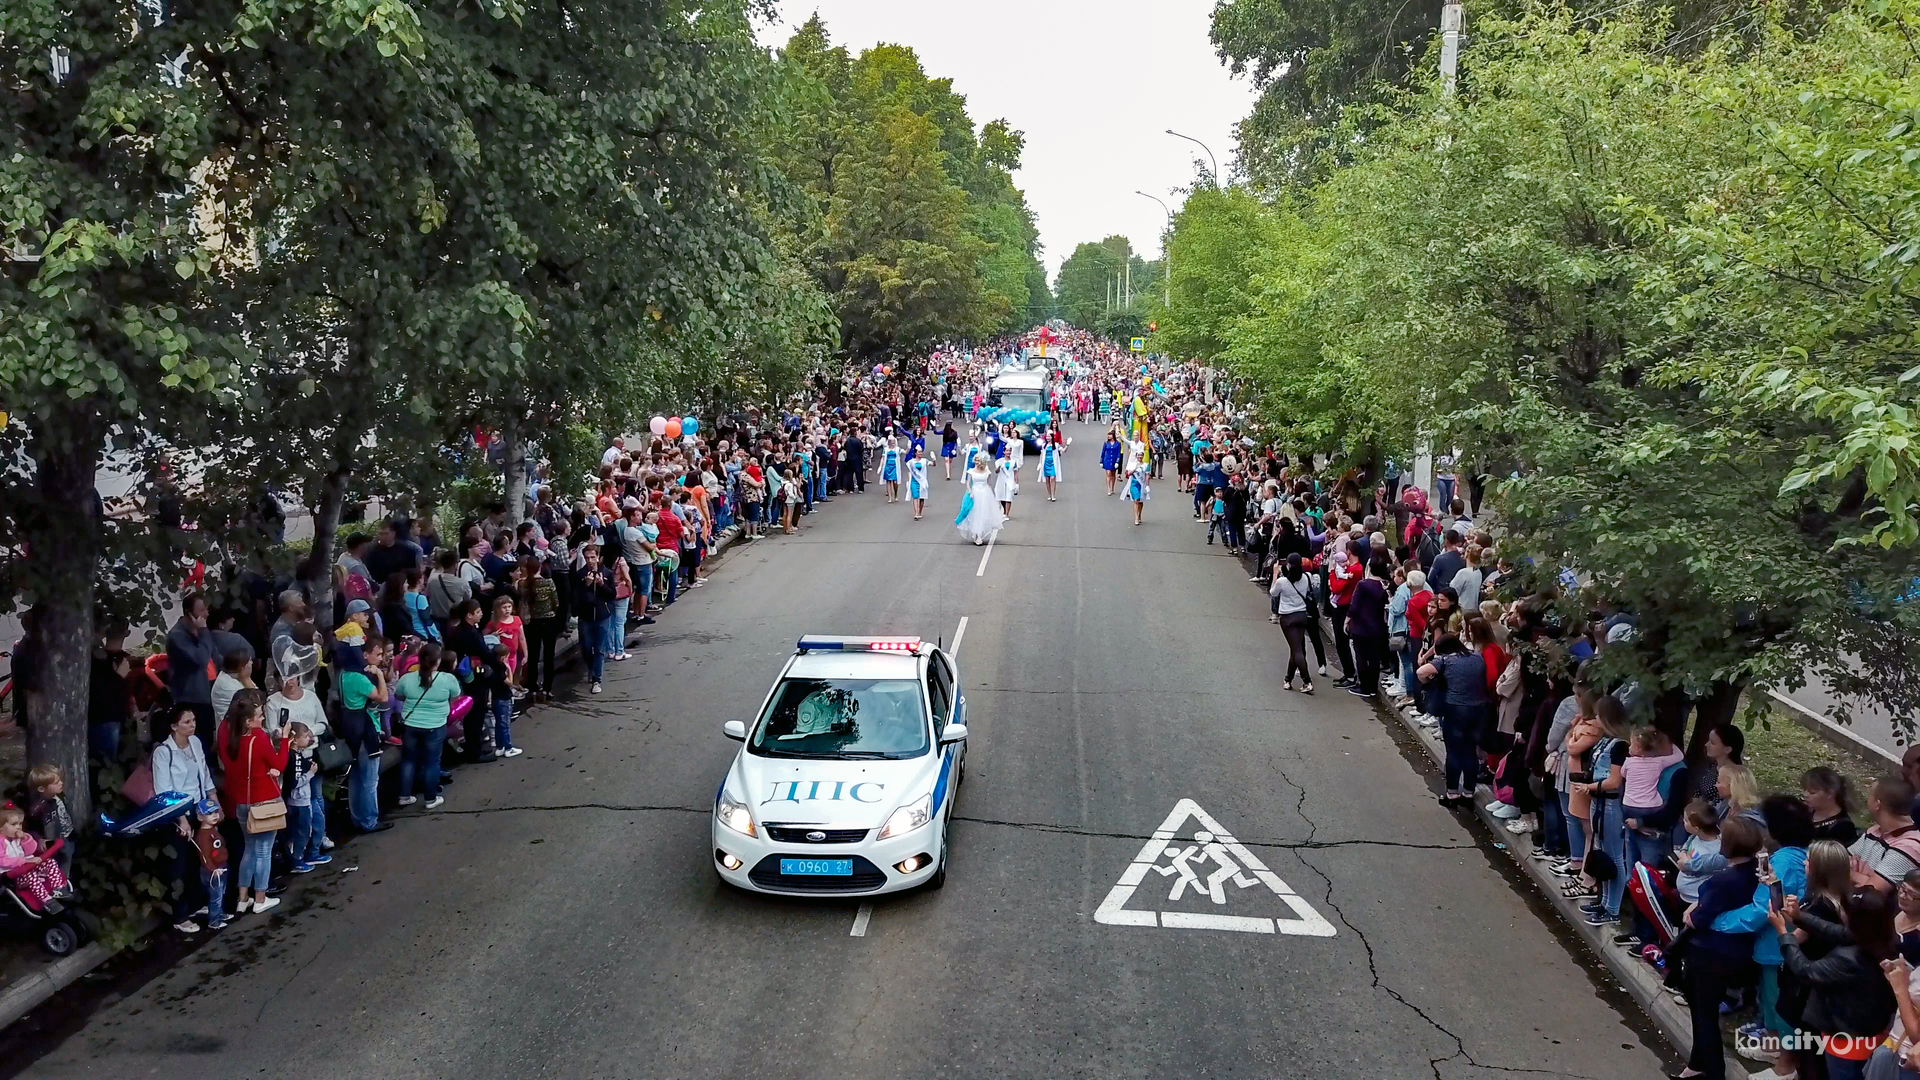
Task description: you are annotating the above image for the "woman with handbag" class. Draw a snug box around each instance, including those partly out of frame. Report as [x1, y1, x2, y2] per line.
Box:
[153, 704, 219, 932]
[217, 693, 288, 915]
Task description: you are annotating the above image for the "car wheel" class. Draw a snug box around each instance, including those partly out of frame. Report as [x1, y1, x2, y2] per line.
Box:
[926, 831, 949, 891]
[41, 922, 79, 958]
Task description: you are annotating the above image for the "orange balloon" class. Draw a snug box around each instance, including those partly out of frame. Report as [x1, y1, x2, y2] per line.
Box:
[664, 418, 683, 438]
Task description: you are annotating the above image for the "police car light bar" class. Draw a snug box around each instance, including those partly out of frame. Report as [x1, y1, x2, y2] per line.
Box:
[796, 635, 923, 653]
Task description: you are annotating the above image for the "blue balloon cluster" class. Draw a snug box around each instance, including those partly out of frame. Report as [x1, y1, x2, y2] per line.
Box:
[976, 407, 1050, 426]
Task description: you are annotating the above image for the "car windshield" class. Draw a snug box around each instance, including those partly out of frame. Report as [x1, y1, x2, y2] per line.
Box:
[749, 678, 930, 759]
[994, 390, 1044, 413]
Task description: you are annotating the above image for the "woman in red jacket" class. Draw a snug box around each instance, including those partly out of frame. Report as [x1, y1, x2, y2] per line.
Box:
[218, 693, 288, 915]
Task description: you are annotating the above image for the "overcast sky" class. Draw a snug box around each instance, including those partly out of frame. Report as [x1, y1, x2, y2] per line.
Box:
[753, 1, 1260, 280]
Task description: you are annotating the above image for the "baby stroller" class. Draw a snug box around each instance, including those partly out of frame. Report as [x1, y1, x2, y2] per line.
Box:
[1, 840, 99, 956]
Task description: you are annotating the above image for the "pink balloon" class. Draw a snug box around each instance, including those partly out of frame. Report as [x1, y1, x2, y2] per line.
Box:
[664, 418, 683, 439]
[648, 416, 667, 436]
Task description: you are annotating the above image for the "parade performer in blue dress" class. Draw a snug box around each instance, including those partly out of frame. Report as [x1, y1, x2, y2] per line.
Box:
[940, 422, 959, 480]
[962, 432, 984, 477]
[880, 436, 903, 504]
[1041, 437, 1064, 502]
[907, 446, 930, 520]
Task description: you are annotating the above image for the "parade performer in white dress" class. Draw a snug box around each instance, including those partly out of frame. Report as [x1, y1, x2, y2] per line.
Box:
[955, 457, 1006, 545]
[880, 436, 903, 504]
[907, 446, 930, 521]
[961, 432, 985, 478]
[994, 445, 1020, 518]
[1040, 437, 1063, 501]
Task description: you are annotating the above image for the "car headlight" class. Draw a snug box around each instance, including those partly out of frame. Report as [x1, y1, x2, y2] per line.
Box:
[717, 792, 756, 838]
[877, 794, 931, 840]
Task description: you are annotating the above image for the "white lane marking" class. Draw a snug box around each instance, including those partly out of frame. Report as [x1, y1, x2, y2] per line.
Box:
[975, 530, 997, 577]
[850, 903, 873, 937]
[950, 616, 968, 658]
[1092, 798, 1338, 937]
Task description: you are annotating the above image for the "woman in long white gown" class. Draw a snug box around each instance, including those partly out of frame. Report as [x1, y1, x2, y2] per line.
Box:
[956, 459, 1007, 545]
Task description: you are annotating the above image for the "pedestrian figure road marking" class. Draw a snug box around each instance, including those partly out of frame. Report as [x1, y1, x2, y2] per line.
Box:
[1094, 799, 1338, 936]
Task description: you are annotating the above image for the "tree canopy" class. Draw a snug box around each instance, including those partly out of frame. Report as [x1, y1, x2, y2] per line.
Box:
[771, 17, 1046, 360]
[1157, 0, 1920, 741]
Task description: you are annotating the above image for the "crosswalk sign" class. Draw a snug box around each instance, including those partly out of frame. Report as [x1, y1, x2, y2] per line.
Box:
[1130, 337, 1145, 352]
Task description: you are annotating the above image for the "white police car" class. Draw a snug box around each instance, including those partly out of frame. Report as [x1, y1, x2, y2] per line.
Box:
[713, 636, 968, 895]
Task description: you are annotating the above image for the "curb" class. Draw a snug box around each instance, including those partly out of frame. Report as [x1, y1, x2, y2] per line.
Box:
[0, 917, 159, 1031]
[1765, 687, 1902, 767]
[0, 523, 759, 1033]
[1376, 689, 1751, 1079]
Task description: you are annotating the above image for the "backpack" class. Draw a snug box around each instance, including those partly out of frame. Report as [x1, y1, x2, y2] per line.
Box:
[1416, 528, 1441, 568]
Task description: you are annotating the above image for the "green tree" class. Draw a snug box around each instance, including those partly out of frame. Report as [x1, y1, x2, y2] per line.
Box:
[1153, 186, 1290, 364]
[1215, 4, 1920, 743]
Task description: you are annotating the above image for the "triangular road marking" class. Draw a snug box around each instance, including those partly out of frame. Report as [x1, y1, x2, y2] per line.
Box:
[1093, 798, 1337, 936]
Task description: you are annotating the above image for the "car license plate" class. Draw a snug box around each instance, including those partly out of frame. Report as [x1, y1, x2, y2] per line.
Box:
[781, 858, 853, 876]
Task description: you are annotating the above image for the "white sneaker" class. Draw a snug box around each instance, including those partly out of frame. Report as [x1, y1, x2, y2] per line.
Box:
[1747, 1068, 1797, 1080]
[1384, 683, 1405, 698]
[174, 919, 201, 934]
[1318, 664, 1328, 676]
[235, 898, 254, 914]
[425, 796, 445, 810]
[1505, 817, 1536, 834]
[397, 796, 418, 806]
[1485, 800, 1511, 814]
[252, 896, 280, 914]
[1491, 803, 1524, 820]
[1415, 714, 1441, 727]
[591, 682, 603, 694]
[502, 747, 524, 758]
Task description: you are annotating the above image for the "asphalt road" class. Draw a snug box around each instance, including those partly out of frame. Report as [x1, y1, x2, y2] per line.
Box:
[11, 441, 1671, 1079]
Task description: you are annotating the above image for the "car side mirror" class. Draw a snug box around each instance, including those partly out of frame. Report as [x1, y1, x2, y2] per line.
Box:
[939, 722, 968, 744]
[723, 720, 747, 742]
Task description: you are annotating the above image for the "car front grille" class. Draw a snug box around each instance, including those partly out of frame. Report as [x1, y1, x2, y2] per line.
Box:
[763, 826, 869, 844]
[748, 855, 887, 893]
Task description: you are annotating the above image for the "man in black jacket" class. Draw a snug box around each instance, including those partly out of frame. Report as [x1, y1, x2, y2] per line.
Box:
[572, 546, 617, 696]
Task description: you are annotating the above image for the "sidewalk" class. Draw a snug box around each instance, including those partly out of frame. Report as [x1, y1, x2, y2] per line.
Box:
[0, 520, 753, 1033]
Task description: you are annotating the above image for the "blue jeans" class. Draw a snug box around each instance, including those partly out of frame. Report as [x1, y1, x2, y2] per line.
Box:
[1596, 797, 1627, 916]
[609, 596, 630, 653]
[814, 472, 828, 501]
[90, 720, 121, 762]
[663, 563, 679, 606]
[1398, 642, 1418, 690]
[349, 745, 381, 830]
[235, 803, 276, 892]
[1436, 476, 1456, 510]
[584, 614, 612, 681]
[202, 868, 227, 925]
[287, 801, 323, 864]
[1540, 782, 1569, 857]
[307, 773, 327, 847]
[399, 724, 446, 800]
[1561, 789, 1587, 866]
[1623, 820, 1668, 938]
[493, 693, 513, 751]
[1827, 1052, 1869, 1080]
[629, 562, 652, 610]
[1440, 705, 1480, 793]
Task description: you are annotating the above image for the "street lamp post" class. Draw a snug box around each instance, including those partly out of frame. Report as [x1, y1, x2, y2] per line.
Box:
[1136, 191, 1172, 305]
[1164, 129, 1218, 184]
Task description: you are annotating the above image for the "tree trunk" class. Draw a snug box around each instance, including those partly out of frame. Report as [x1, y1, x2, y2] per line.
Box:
[502, 412, 529, 524]
[301, 461, 350, 629]
[23, 432, 100, 828]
